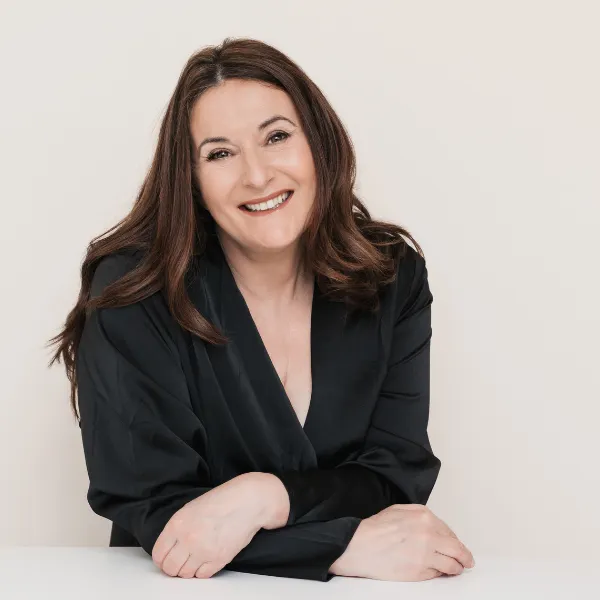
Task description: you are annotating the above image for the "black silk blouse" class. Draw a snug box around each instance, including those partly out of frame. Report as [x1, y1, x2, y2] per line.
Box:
[76, 236, 441, 582]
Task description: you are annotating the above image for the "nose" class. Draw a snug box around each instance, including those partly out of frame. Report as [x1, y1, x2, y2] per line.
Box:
[240, 147, 274, 189]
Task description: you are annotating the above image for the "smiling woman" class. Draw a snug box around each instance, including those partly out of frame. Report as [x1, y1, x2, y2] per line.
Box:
[46, 37, 464, 583]
[190, 79, 317, 253]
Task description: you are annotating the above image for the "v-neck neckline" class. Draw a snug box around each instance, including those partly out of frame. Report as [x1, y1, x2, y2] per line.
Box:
[215, 241, 319, 436]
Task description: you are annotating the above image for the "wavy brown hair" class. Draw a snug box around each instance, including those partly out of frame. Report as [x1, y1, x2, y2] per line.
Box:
[46, 36, 424, 423]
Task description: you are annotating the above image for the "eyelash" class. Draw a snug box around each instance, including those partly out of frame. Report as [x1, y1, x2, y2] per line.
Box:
[205, 130, 291, 162]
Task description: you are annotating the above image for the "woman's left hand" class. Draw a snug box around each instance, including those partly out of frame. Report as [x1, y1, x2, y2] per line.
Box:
[151, 472, 277, 578]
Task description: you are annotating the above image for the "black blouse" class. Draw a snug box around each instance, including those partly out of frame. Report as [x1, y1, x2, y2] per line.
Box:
[76, 237, 441, 582]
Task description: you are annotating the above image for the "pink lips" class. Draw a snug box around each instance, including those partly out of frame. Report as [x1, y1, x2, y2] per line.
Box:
[239, 191, 294, 216]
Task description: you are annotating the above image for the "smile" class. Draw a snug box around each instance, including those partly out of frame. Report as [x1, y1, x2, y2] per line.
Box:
[240, 191, 293, 214]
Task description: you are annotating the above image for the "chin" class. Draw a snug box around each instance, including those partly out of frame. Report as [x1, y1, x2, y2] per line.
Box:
[252, 233, 303, 252]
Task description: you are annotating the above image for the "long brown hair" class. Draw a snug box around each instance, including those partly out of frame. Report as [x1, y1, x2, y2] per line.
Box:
[46, 37, 424, 423]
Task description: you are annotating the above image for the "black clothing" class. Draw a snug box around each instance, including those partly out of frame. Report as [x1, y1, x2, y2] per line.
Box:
[76, 238, 441, 581]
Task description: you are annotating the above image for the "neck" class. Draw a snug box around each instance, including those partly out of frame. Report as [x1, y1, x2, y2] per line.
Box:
[217, 230, 312, 306]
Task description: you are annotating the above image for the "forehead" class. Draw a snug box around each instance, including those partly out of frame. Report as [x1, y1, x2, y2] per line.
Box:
[190, 79, 298, 136]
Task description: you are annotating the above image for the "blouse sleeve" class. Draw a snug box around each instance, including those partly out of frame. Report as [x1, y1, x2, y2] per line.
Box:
[76, 253, 361, 582]
[275, 245, 442, 526]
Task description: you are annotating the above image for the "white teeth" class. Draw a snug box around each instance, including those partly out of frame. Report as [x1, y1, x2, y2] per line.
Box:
[244, 191, 291, 212]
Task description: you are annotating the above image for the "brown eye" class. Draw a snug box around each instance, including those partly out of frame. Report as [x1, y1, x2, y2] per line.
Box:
[267, 131, 291, 144]
[206, 150, 230, 162]
[206, 131, 291, 162]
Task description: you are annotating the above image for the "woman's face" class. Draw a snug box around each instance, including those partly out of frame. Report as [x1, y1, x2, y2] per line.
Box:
[190, 79, 317, 255]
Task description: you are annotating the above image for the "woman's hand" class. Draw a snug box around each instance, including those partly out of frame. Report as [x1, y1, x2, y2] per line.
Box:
[151, 472, 275, 578]
[330, 504, 476, 581]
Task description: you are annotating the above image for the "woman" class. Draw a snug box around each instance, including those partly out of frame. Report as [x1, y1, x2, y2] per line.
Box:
[48, 37, 475, 582]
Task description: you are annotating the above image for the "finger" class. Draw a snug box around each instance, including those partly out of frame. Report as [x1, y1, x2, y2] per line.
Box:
[152, 531, 178, 568]
[435, 526, 475, 564]
[437, 519, 459, 540]
[161, 541, 191, 577]
[178, 553, 206, 579]
[436, 523, 458, 540]
[430, 550, 464, 576]
[442, 528, 475, 563]
[428, 513, 461, 542]
[195, 561, 221, 579]
[421, 568, 444, 580]
[434, 536, 475, 569]
[421, 509, 474, 560]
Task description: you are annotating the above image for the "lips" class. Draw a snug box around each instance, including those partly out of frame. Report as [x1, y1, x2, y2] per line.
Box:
[240, 190, 294, 215]
[238, 189, 293, 209]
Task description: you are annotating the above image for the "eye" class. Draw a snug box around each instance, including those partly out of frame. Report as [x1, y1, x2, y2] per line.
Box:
[206, 149, 230, 162]
[205, 130, 292, 162]
[267, 130, 291, 145]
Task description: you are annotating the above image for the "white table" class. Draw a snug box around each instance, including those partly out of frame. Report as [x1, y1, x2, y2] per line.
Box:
[0, 547, 596, 599]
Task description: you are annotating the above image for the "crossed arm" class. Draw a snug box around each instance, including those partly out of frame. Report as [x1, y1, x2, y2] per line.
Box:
[76, 246, 440, 582]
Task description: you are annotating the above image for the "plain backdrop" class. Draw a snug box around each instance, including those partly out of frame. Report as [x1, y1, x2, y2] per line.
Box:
[1, 0, 598, 560]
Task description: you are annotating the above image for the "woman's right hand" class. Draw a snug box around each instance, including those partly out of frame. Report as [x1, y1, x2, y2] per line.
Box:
[330, 504, 476, 581]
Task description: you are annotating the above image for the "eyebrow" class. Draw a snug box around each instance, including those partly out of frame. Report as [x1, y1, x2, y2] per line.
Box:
[197, 115, 297, 157]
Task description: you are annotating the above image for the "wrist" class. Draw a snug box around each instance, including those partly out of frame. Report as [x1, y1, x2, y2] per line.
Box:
[245, 472, 290, 530]
[329, 552, 348, 576]
[330, 520, 364, 577]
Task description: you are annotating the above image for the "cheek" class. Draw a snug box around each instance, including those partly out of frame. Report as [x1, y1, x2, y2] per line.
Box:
[283, 143, 316, 185]
[197, 171, 235, 213]
[299, 144, 317, 182]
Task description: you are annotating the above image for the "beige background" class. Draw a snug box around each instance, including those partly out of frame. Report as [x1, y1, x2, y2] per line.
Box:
[1, 1, 598, 559]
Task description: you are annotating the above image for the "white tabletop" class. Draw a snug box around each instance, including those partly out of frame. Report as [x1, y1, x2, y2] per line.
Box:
[0, 547, 596, 599]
